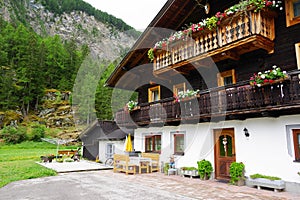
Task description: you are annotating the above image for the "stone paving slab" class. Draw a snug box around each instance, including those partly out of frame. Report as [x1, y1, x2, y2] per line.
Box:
[37, 160, 112, 172]
[1, 170, 299, 200]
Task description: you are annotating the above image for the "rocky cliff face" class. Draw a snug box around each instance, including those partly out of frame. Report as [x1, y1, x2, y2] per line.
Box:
[0, 0, 137, 61]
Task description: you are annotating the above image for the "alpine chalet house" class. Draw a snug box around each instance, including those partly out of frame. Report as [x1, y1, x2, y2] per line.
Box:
[106, 0, 300, 192]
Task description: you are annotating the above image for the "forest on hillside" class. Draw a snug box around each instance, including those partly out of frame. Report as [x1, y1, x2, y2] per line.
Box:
[0, 18, 132, 123]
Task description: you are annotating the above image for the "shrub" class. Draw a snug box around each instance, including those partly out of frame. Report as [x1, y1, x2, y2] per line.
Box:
[229, 162, 245, 184]
[28, 124, 46, 142]
[0, 126, 27, 144]
[197, 159, 213, 179]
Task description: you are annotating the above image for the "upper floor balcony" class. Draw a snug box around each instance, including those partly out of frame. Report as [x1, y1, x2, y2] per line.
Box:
[153, 8, 276, 75]
[115, 71, 300, 127]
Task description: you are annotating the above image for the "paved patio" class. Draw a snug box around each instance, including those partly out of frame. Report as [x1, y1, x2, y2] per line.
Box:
[37, 160, 112, 172]
[1, 169, 299, 200]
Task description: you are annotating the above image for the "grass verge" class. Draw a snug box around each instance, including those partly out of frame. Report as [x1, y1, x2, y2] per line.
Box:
[0, 141, 79, 188]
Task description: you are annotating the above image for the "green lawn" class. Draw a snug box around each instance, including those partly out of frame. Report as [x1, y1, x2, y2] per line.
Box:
[0, 141, 79, 188]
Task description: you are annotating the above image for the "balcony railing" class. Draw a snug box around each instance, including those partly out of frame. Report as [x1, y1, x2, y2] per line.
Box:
[154, 9, 275, 74]
[115, 71, 300, 127]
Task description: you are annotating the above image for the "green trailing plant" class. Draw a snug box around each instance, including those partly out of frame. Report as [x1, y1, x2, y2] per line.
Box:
[197, 159, 213, 179]
[250, 173, 281, 181]
[182, 166, 197, 171]
[229, 162, 245, 184]
[126, 100, 138, 111]
[148, 48, 154, 62]
[164, 162, 170, 174]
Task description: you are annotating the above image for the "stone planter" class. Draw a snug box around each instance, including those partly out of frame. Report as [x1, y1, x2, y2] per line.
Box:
[181, 169, 199, 178]
[247, 178, 285, 192]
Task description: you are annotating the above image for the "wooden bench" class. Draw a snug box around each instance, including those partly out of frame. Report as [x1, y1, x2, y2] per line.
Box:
[113, 154, 136, 175]
[141, 152, 160, 172]
[58, 150, 77, 156]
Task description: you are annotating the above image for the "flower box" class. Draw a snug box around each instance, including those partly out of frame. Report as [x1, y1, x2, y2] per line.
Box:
[247, 178, 285, 192]
[180, 167, 199, 178]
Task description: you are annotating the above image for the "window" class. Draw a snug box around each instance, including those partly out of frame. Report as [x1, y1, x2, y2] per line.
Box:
[293, 129, 300, 161]
[145, 135, 161, 153]
[217, 69, 236, 86]
[148, 86, 160, 102]
[173, 83, 186, 96]
[105, 143, 114, 158]
[285, 0, 300, 27]
[174, 134, 184, 155]
[296, 43, 300, 69]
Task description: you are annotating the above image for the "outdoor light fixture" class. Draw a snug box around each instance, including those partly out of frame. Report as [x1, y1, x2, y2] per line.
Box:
[243, 128, 250, 137]
[195, 0, 210, 14]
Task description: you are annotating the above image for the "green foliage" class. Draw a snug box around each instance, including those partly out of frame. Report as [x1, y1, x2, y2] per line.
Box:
[229, 162, 245, 184]
[28, 124, 46, 142]
[250, 173, 281, 181]
[197, 159, 213, 179]
[0, 21, 89, 116]
[164, 162, 170, 174]
[0, 126, 27, 144]
[181, 166, 197, 171]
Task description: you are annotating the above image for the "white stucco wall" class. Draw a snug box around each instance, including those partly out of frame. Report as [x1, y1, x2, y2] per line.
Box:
[98, 140, 125, 163]
[133, 114, 300, 183]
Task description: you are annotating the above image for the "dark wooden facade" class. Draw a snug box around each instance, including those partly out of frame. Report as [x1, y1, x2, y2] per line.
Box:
[107, 0, 300, 127]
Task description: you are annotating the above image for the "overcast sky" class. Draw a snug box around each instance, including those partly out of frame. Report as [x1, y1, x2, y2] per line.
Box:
[83, 0, 168, 31]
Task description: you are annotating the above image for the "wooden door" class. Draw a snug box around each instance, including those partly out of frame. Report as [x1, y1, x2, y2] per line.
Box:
[214, 128, 236, 180]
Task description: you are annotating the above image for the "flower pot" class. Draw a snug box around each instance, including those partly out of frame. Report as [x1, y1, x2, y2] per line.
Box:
[200, 174, 210, 180]
[236, 178, 245, 186]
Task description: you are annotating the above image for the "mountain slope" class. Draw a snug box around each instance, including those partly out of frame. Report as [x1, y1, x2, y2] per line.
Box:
[0, 0, 139, 61]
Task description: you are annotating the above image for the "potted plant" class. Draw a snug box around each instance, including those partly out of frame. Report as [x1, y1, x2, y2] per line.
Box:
[249, 65, 289, 87]
[197, 159, 213, 180]
[177, 89, 200, 101]
[126, 100, 138, 111]
[229, 162, 245, 186]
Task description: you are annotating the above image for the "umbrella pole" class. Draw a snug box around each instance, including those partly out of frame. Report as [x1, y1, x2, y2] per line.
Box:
[56, 143, 59, 160]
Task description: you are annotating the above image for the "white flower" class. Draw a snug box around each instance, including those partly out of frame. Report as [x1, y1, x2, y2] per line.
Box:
[258, 72, 262, 75]
[273, 65, 277, 69]
[261, 74, 266, 79]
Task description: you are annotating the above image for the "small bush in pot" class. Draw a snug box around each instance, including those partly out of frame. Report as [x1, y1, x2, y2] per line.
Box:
[229, 162, 245, 185]
[197, 159, 213, 180]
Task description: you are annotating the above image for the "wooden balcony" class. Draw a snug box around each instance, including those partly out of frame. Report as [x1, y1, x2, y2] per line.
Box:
[154, 9, 276, 74]
[115, 71, 300, 127]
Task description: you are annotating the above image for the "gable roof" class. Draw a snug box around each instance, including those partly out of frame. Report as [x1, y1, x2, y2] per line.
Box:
[79, 119, 133, 140]
[105, 0, 208, 90]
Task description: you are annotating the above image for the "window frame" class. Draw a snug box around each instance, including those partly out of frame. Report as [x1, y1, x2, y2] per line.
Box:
[148, 86, 161, 102]
[105, 143, 114, 158]
[217, 69, 236, 86]
[174, 133, 185, 155]
[285, 0, 300, 27]
[292, 129, 300, 161]
[145, 135, 161, 153]
[173, 82, 186, 96]
[295, 43, 300, 69]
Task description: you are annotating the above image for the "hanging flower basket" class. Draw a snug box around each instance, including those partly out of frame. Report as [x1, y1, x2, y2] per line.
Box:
[249, 65, 289, 87]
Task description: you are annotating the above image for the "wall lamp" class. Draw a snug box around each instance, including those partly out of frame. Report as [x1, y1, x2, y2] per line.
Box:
[243, 128, 250, 137]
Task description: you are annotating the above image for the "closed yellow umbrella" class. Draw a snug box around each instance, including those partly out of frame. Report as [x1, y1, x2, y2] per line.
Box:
[126, 134, 133, 152]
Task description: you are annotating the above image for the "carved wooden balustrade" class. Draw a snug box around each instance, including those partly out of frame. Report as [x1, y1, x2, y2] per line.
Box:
[115, 71, 300, 127]
[154, 9, 276, 73]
